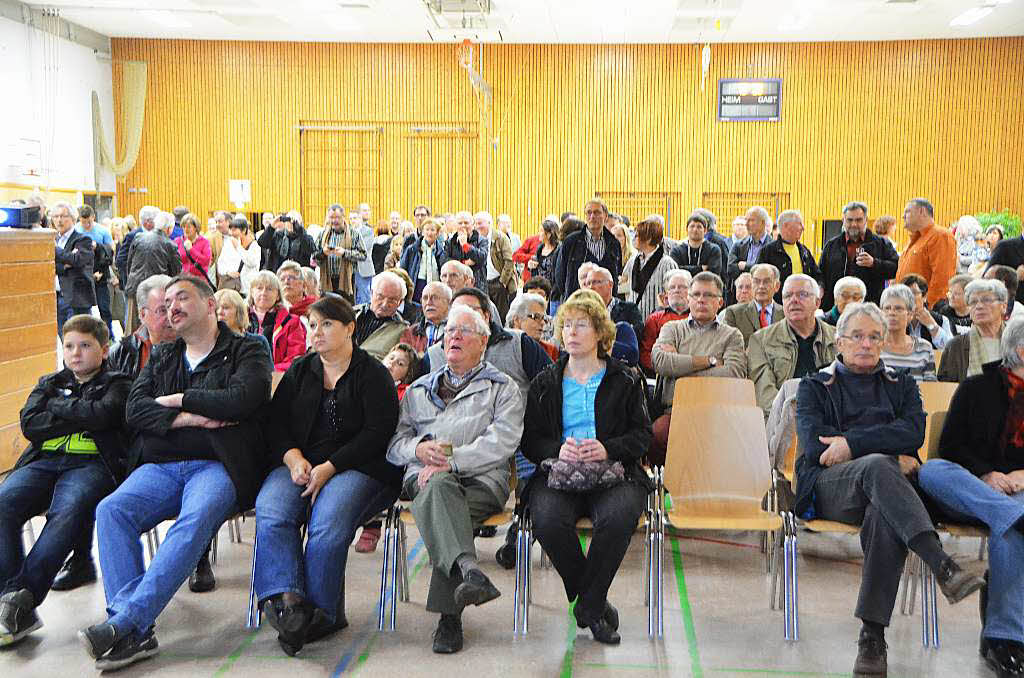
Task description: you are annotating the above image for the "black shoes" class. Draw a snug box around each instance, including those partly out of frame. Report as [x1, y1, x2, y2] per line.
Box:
[937, 558, 986, 605]
[853, 627, 888, 676]
[305, 611, 348, 644]
[474, 525, 498, 538]
[51, 558, 97, 591]
[432, 614, 464, 654]
[94, 628, 159, 671]
[588, 617, 621, 645]
[985, 641, 1024, 677]
[453, 569, 501, 611]
[495, 524, 518, 570]
[262, 596, 313, 656]
[79, 621, 123, 660]
[575, 601, 619, 631]
[188, 552, 216, 593]
[0, 589, 42, 646]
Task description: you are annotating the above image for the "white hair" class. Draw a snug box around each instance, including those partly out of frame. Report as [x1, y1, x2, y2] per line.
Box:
[138, 205, 160, 228]
[154, 211, 174, 234]
[777, 209, 803, 229]
[473, 211, 493, 225]
[422, 281, 453, 302]
[833, 276, 867, 300]
[665, 269, 692, 286]
[136, 274, 172, 310]
[506, 292, 547, 326]
[836, 302, 887, 340]
[746, 206, 773, 229]
[441, 260, 473, 279]
[51, 201, 78, 221]
[1002, 319, 1024, 369]
[751, 263, 780, 281]
[783, 273, 821, 298]
[448, 305, 490, 338]
[373, 270, 407, 298]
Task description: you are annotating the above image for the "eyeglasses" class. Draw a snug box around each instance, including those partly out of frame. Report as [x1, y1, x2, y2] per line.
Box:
[279, 275, 301, 284]
[688, 292, 722, 301]
[524, 312, 548, 322]
[880, 304, 909, 313]
[562, 320, 593, 332]
[444, 325, 483, 337]
[968, 296, 1001, 307]
[373, 292, 403, 305]
[840, 332, 884, 345]
[782, 290, 816, 301]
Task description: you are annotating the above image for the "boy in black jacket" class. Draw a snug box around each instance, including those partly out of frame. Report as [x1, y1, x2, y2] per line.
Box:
[0, 315, 131, 646]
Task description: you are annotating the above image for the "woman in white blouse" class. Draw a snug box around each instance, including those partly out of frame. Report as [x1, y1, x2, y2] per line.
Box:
[217, 216, 262, 296]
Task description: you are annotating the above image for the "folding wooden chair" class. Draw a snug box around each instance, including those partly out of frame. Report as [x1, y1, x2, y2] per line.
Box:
[671, 376, 756, 407]
[658, 404, 795, 639]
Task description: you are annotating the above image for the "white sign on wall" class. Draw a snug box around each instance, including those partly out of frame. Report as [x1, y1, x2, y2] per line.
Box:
[229, 179, 252, 209]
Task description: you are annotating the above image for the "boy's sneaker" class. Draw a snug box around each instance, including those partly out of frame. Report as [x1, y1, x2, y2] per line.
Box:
[95, 628, 159, 671]
[78, 621, 122, 660]
[0, 589, 42, 646]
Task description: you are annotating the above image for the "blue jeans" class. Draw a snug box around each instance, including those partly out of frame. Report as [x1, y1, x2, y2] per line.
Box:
[354, 273, 372, 306]
[919, 459, 1024, 643]
[254, 466, 397, 623]
[56, 292, 91, 338]
[0, 454, 113, 604]
[96, 461, 237, 634]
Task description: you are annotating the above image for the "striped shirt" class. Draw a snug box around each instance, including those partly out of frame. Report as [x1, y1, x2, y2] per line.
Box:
[585, 229, 606, 262]
[881, 337, 937, 381]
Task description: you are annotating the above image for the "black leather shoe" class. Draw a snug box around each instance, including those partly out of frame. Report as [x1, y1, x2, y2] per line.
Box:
[453, 569, 501, 610]
[188, 553, 216, 593]
[263, 597, 312, 656]
[588, 617, 621, 645]
[985, 640, 1024, 677]
[937, 558, 985, 605]
[853, 627, 887, 676]
[432, 614, 463, 654]
[575, 601, 619, 631]
[305, 610, 348, 644]
[51, 558, 97, 591]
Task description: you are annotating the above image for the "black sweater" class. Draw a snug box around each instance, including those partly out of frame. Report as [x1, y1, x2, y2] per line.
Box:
[266, 348, 403, 488]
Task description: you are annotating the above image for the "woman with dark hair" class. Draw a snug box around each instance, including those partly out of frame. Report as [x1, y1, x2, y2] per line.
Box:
[521, 290, 652, 645]
[623, 215, 678, 321]
[253, 294, 401, 656]
[531, 219, 561, 287]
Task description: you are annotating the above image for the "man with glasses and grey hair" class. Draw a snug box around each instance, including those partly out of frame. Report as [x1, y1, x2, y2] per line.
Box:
[748, 273, 837, 415]
[755, 209, 822, 304]
[796, 301, 984, 677]
[721, 263, 783, 346]
[352, 271, 409, 360]
[818, 201, 899, 310]
[52, 202, 96, 337]
[387, 305, 524, 655]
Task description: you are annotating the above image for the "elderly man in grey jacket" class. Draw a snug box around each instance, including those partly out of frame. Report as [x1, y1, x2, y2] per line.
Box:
[387, 305, 524, 655]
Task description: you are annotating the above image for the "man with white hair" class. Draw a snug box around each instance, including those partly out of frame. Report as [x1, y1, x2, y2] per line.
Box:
[748, 273, 838, 415]
[387, 304, 524, 655]
[440, 261, 503, 326]
[444, 211, 487, 290]
[352, 271, 410, 360]
[123, 207, 182, 335]
[582, 267, 644, 341]
[754, 209, 822, 304]
[639, 269, 692, 375]
[52, 202, 96, 336]
[818, 201, 899, 310]
[475, 211, 517, 321]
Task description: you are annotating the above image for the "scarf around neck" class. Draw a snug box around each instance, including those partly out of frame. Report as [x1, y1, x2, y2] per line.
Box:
[631, 245, 664, 300]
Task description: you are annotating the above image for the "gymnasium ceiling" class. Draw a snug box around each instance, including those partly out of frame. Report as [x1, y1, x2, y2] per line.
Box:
[19, 0, 1024, 43]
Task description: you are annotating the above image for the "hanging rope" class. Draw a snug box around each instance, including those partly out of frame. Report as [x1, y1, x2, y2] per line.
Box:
[92, 60, 147, 177]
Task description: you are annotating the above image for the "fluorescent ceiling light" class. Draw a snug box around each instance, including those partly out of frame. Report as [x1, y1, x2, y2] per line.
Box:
[139, 10, 191, 29]
[950, 6, 994, 26]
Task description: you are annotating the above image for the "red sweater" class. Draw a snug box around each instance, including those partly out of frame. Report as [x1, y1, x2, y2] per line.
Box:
[512, 234, 542, 282]
[639, 307, 689, 375]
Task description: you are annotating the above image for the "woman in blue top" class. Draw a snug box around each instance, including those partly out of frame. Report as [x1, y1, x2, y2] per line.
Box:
[521, 289, 652, 645]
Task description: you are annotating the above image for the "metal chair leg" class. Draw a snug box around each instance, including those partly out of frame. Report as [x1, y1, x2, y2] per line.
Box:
[920, 565, 940, 648]
[22, 520, 36, 549]
[246, 532, 260, 629]
[377, 506, 394, 632]
[211, 530, 219, 566]
[398, 518, 410, 602]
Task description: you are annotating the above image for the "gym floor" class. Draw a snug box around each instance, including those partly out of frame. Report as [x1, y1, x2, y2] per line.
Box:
[0, 517, 993, 677]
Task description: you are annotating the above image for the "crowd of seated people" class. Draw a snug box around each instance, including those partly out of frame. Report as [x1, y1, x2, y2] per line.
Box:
[4, 193, 1024, 677]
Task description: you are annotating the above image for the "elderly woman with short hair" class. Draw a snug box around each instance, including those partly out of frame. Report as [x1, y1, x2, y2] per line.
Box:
[507, 292, 558, 361]
[879, 284, 937, 381]
[822, 276, 867, 325]
[248, 270, 307, 372]
[939, 278, 1009, 383]
[522, 289, 652, 645]
[919, 318, 1024, 676]
[796, 301, 984, 676]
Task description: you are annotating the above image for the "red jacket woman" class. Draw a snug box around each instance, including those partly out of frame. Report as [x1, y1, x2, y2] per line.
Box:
[175, 214, 213, 285]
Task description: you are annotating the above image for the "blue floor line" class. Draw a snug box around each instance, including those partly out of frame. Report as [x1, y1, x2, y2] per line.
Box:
[330, 537, 425, 676]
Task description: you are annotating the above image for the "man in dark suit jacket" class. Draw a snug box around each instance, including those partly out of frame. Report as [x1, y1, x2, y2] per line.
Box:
[720, 263, 784, 345]
[53, 202, 96, 336]
[553, 199, 622, 302]
[755, 210, 822, 304]
[818, 202, 899, 310]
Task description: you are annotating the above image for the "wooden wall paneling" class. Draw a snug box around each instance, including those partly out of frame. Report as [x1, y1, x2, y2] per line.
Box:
[113, 38, 1024, 254]
[0, 422, 27, 475]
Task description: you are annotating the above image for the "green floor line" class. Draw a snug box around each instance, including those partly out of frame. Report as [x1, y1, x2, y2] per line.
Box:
[581, 661, 663, 670]
[670, 535, 703, 678]
[559, 534, 588, 678]
[212, 630, 258, 677]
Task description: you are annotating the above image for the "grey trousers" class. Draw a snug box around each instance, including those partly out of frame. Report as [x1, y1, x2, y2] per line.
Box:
[405, 472, 506, 615]
[813, 453, 937, 626]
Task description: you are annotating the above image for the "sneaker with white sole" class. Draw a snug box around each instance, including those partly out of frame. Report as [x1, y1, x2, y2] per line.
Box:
[0, 589, 42, 646]
[95, 628, 159, 671]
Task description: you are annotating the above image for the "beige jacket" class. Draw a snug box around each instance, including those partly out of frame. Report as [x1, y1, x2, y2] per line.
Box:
[721, 300, 784, 346]
[651, 318, 747, 407]
[747, 318, 837, 415]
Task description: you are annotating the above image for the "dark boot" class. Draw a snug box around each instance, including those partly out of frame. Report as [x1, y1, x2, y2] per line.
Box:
[51, 556, 97, 591]
[188, 545, 216, 593]
[431, 614, 463, 654]
[853, 626, 887, 676]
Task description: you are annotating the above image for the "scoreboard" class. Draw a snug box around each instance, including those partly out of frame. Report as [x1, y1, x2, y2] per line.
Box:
[718, 79, 782, 122]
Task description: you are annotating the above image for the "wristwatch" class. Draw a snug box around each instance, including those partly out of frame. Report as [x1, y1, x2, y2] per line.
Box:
[708, 356, 718, 367]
